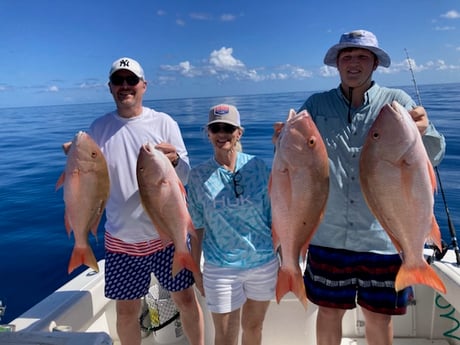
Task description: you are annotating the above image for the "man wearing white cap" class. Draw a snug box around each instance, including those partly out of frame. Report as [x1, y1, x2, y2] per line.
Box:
[87, 57, 204, 345]
[277, 30, 446, 344]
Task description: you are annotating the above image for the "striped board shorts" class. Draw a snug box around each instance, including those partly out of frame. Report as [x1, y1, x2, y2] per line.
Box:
[303, 245, 413, 315]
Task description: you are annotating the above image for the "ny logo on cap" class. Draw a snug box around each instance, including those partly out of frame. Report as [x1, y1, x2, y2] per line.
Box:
[119, 59, 130, 67]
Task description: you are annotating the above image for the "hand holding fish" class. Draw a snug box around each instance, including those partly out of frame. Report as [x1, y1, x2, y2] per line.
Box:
[409, 106, 428, 135]
[155, 142, 179, 166]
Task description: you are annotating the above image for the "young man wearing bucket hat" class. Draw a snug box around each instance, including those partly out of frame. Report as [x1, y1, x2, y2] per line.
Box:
[86, 57, 205, 345]
[281, 30, 446, 344]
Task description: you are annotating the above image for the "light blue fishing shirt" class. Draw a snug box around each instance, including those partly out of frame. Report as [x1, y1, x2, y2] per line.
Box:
[187, 152, 276, 268]
[298, 83, 446, 254]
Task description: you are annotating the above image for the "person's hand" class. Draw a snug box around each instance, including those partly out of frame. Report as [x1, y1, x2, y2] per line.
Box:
[409, 106, 428, 135]
[272, 122, 284, 144]
[155, 142, 180, 166]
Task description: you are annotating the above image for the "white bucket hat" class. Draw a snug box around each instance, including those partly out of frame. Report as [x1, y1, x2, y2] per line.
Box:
[323, 30, 391, 68]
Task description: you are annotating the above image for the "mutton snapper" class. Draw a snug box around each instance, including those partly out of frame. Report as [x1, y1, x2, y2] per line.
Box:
[56, 131, 109, 274]
[136, 142, 199, 277]
[269, 109, 329, 308]
[360, 101, 446, 294]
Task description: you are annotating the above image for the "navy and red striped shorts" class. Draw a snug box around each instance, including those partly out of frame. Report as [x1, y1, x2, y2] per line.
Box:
[304, 245, 413, 315]
[105, 244, 195, 300]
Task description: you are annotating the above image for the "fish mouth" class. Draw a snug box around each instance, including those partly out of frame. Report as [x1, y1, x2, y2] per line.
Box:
[142, 143, 154, 154]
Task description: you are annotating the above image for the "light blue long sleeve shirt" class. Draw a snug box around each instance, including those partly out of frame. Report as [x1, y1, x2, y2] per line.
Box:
[299, 83, 446, 254]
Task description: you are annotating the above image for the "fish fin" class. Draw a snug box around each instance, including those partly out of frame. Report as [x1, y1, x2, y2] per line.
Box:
[271, 226, 280, 250]
[300, 242, 309, 262]
[90, 201, 106, 238]
[64, 213, 72, 236]
[427, 159, 437, 194]
[395, 261, 446, 294]
[55, 172, 65, 191]
[178, 180, 187, 195]
[172, 251, 200, 277]
[68, 245, 99, 274]
[187, 218, 198, 239]
[428, 215, 442, 251]
[62, 141, 72, 154]
[287, 109, 297, 121]
[276, 267, 308, 309]
[268, 174, 272, 195]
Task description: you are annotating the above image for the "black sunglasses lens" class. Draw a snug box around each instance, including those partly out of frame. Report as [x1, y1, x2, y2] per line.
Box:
[209, 124, 237, 134]
[110, 75, 140, 86]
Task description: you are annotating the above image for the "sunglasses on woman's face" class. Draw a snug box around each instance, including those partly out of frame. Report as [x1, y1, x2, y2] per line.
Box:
[208, 123, 238, 134]
[110, 75, 141, 86]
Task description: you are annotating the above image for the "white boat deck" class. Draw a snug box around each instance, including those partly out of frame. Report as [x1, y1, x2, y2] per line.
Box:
[2, 249, 459, 345]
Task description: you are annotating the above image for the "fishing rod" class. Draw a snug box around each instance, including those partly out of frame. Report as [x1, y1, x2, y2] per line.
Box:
[404, 48, 460, 265]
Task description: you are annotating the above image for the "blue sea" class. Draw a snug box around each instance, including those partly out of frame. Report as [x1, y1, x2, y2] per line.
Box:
[1, 84, 459, 324]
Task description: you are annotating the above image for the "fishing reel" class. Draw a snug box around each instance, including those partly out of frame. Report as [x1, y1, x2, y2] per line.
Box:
[426, 239, 449, 264]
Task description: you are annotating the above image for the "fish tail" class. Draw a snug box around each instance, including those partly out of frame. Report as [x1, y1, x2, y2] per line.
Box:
[68, 246, 99, 274]
[395, 262, 446, 294]
[172, 251, 200, 278]
[276, 267, 308, 309]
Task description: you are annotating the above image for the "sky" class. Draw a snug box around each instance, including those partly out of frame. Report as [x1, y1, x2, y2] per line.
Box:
[1, 0, 460, 108]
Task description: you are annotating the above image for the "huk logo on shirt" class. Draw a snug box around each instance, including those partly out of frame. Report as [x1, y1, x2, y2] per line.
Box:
[213, 195, 252, 208]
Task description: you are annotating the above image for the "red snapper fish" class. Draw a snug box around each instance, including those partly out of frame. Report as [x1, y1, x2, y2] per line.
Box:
[56, 131, 109, 274]
[360, 101, 446, 294]
[269, 109, 329, 308]
[136, 143, 199, 277]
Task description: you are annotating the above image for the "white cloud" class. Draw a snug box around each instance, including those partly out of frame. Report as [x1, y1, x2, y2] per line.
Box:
[209, 47, 245, 71]
[319, 65, 338, 77]
[48, 85, 59, 92]
[434, 26, 456, 31]
[159, 47, 316, 83]
[190, 13, 211, 21]
[441, 10, 460, 19]
[220, 14, 236, 22]
[176, 19, 185, 26]
[79, 82, 102, 89]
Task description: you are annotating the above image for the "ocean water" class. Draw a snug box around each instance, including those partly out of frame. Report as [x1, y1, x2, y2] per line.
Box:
[0, 84, 459, 324]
